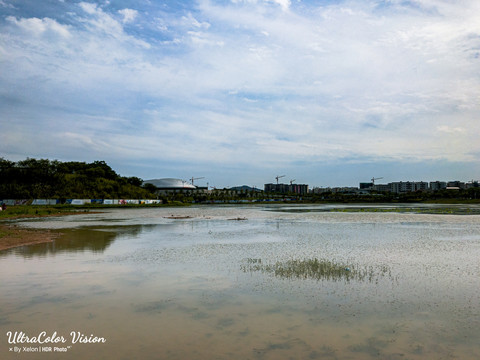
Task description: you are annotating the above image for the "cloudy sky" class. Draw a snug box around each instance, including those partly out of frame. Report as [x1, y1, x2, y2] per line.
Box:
[1, 0, 479, 188]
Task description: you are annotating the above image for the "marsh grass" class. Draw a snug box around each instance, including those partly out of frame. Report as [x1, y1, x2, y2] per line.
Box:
[327, 207, 480, 215]
[271, 206, 480, 215]
[242, 258, 394, 283]
[0, 205, 86, 219]
[0, 202, 193, 220]
[0, 227, 15, 238]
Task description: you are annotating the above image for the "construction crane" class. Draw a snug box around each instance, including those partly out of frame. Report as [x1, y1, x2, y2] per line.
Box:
[371, 177, 383, 185]
[290, 179, 296, 185]
[190, 176, 204, 186]
[275, 175, 286, 184]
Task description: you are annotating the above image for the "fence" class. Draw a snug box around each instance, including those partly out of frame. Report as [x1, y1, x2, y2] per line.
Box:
[0, 199, 162, 205]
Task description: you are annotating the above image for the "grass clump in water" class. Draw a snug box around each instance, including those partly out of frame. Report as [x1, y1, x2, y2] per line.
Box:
[270, 258, 357, 281]
[242, 257, 393, 283]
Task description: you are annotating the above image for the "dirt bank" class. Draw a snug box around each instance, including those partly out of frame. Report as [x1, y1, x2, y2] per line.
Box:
[0, 224, 62, 251]
[0, 211, 91, 251]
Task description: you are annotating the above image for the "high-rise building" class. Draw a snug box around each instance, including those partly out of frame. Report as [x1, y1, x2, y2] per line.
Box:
[264, 183, 308, 194]
[429, 181, 447, 191]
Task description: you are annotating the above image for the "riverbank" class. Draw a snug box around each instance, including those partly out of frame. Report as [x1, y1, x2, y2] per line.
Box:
[0, 208, 90, 251]
[0, 205, 94, 220]
[0, 224, 61, 251]
[2, 202, 480, 252]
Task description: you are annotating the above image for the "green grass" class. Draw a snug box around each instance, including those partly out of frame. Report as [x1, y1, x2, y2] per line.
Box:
[242, 258, 394, 283]
[0, 202, 194, 219]
[0, 205, 83, 219]
[324, 206, 480, 215]
[0, 228, 14, 238]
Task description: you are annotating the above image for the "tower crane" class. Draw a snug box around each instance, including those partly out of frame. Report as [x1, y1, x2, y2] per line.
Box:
[190, 177, 204, 186]
[371, 177, 383, 185]
[275, 175, 286, 184]
[290, 179, 296, 185]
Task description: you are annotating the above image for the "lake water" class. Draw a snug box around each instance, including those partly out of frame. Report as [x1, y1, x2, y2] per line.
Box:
[1, 205, 480, 359]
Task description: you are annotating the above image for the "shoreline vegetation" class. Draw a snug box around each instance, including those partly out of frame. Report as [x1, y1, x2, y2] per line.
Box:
[0, 150, 479, 252]
[2, 157, 480, 205]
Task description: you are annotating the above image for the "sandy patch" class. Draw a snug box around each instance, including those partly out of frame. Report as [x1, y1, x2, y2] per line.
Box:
[0, 224, 62, 251]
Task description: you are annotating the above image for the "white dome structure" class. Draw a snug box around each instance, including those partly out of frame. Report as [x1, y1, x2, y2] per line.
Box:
[143, 178, 196, 190]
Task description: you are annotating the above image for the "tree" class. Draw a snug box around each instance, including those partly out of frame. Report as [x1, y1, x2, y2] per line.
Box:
[126, 177, 143, 187]
[142, 183, 157, 194]
[0, 157, 157, 199]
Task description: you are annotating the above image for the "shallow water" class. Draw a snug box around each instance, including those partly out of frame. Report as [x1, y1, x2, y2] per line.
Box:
[1, 205, 480, 359]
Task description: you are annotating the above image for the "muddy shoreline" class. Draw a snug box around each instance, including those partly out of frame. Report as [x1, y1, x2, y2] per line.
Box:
[0, 212, 89, 251]
[0, 224, 61, 251]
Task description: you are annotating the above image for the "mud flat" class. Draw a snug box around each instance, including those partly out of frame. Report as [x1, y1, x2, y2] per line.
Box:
[0, 210, 90, 250]
[0, 224, 61, 251]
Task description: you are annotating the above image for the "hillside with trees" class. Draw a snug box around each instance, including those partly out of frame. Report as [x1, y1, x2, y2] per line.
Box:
[1, 157, 478, 204]
[0, 158, 155, 200]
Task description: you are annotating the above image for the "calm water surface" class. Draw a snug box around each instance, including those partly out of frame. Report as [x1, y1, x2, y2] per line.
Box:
[1, 205, 479, 359]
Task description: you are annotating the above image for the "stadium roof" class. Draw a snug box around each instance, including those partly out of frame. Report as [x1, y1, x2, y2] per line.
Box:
[143, 178, 196, 189]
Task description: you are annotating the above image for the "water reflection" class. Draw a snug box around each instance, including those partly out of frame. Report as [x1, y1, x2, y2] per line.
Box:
[1, 207, 479, 359]
[0, 225, 156, 258]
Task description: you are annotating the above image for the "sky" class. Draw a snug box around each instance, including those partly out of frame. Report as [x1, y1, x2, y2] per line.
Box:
[1, 0, 479, 188]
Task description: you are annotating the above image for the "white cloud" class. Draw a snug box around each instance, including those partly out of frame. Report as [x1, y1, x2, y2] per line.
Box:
[6, 16, 71, 38]
[182, 12, 210, 29]
[231, 0, 290, 11]
[1, 0, 480, 183]
[118, 8, 138, 24]
[78, 2, 97, 15]
[0, 0, 15, 8]
[269, 0, 290, 11]
[437, 126, 466, 134]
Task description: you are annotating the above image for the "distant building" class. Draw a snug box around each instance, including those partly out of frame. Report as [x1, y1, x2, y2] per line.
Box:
[311, 187, 331, 194]
[357, 178, 479, 194]
[372, 184, 391, 192]
[330, 187, 358, 193]
[390, 181, 428, 193]
[429, 181, 447, 191]
[264, 183, 308, 195]
[466, 181, 479, 189]
[447, 181, 466, 189]
[289, 184, 309, 194]
[360, 181, 433, 193]
[416, 182, 429, 191]
[143, 178, 196, 194]
[359, 182, 373, 190]
[265, 183, 287, 193]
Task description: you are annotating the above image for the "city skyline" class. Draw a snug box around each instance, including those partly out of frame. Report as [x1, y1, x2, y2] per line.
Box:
[1, 0, 479, 188]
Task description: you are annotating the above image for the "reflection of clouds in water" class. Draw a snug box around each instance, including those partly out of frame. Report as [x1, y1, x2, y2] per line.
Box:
[1, 224, 164, 258]
[1, 206, 480, 359]
[4, 228, 118, 257]
[134, 300, 173, 314]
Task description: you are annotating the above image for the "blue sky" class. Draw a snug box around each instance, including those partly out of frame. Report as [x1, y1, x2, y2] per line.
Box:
[1, 0, 479, 188]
